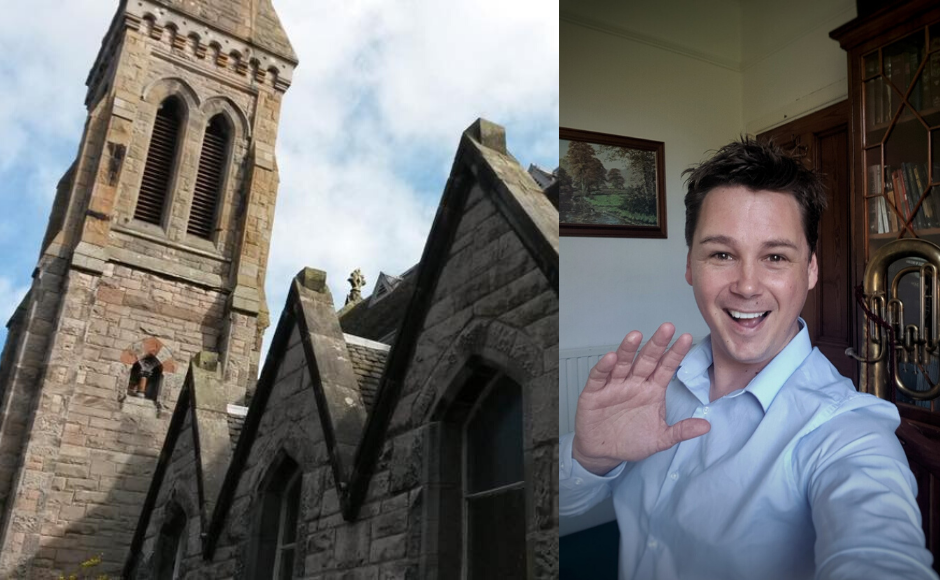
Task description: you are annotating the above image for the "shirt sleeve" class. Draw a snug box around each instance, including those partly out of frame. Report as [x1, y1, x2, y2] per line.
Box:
[558, 431, 626, 518]
[798, 397, 938, 580]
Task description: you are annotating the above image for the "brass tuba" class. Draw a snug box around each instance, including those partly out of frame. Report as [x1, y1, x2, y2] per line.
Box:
[852, 238, 940, 401]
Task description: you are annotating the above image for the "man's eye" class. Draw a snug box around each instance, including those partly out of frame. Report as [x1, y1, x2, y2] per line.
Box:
[712, 252, 731, 260]
[767, 254, 787, 263]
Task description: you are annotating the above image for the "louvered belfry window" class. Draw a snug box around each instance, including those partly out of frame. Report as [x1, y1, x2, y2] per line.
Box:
[188, 115, 229, 238]
[135, 98, 182, 226]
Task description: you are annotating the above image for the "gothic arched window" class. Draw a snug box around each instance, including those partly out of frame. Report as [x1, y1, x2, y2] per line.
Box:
[128, 355, 163, 400]
[462, 375, 526, 579]
[136, 97, 183, 226]
[187, 114, 229, 239]
[426, 367, 528, 579]
[247, 455, 301, 579]
[154, 502, 186, 580]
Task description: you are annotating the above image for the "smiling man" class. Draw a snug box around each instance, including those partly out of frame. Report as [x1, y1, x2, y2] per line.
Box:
[559, 138, 938, 580]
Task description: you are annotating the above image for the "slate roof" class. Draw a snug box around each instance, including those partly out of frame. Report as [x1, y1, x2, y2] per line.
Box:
[345, 338, 389, 412]
[338, 267, 417, 343]
[527, 163, 556, 189]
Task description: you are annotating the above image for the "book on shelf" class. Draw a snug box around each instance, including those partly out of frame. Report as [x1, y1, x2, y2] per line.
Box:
[902, 163, 926, 228]
[911, 163, 940, 227]
[868, 164, 883, 196]
[869, 195, 891, 235]
[891, 168, 912, 230]
[879, 195, 890, 233]
[867, 164, 890, 234]
[884, 168, 900, 232]
[869, 196, 881, 234]
[903, 167, 925, 229]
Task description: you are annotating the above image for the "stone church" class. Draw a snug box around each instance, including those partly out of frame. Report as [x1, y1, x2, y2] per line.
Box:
[0, 0, 559, 578]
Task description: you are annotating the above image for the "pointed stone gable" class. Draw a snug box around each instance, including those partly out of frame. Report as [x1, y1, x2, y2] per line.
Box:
[125, 351, 233, 572]
[346, 118, 559, 513]
[197, 268, 370, 556]
[292, 268, 368, 488]
[188, 353, 234, 524]
[126, 120, 559, 578]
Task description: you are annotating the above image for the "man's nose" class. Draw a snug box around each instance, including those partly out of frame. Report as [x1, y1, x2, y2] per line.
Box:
[731, 261, 761, 297]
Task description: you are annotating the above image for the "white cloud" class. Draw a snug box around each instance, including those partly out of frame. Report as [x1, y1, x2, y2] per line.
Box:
[0, 1, 113, 178]
[268, 0, 558, 301]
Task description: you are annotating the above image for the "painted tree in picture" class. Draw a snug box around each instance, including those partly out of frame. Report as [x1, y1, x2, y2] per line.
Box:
[560, 139, 658, 226]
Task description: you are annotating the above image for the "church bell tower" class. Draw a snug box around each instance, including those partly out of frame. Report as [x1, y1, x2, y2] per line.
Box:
[0, 0, 295, 575]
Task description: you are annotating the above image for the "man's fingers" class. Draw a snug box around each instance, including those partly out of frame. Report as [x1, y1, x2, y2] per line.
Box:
[582, 351, 621, 393]
[650, 333, 694, 387]
[662, 418, 711, 449]
[608, 331, 643, 381]
[631, 322, 676, 380]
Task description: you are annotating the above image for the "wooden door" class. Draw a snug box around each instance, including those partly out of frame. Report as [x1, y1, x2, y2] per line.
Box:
[760, 101, 856, 383]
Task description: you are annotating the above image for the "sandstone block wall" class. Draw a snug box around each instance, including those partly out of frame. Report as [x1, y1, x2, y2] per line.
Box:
[0, 1, 296, 575]
[135, 165, 558, 579]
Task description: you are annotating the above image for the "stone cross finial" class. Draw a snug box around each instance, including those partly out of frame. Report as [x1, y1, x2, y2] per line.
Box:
[346, 268, 366, 305]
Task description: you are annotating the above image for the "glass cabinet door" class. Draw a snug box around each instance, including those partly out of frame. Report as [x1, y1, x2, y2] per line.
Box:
[863, 28, 940, 258]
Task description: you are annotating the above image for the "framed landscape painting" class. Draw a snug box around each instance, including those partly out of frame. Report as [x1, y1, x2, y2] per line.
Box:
[559, 128, 666, 238]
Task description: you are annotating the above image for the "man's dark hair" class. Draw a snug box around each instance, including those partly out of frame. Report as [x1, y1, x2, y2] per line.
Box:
[682, 137, 828, 254]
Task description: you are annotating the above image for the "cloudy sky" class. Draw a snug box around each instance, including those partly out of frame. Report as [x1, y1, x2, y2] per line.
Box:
[0, 0, 558, 354]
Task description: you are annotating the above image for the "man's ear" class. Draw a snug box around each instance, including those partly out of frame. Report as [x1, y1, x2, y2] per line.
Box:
[808, 251, 819, 291]
[685, 251, 693, 286]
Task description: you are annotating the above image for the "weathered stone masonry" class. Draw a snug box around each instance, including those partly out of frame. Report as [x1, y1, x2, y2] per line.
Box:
[0, 0, 297, 576]
[127, 120, 559, 579]
[0, 0, 561, 576]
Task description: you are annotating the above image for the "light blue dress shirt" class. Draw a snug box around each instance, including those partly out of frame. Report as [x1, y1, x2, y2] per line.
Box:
[560, 322, 938, 580]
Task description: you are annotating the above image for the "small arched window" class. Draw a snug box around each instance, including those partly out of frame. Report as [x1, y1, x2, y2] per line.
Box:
[187, 114, 229, 239]
[128, 355, 163, 400]
[248, 455, 301, 579]
[136, 97, 182, 226]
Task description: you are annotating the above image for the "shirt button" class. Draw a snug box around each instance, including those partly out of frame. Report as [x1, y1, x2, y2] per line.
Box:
[670, 472, 679, 480]
[703, 406, 710, 415]
[648, 538, 658, 549]
[574, 477, 583, 486]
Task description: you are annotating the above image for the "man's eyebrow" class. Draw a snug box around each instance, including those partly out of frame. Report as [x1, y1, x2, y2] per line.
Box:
[698, 235, 733, 246]
[761, 239, 800, 251]
[698, 235, 800, 251]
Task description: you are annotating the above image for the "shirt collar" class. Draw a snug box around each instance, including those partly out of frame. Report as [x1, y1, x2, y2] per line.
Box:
[676, 319, 813, 411]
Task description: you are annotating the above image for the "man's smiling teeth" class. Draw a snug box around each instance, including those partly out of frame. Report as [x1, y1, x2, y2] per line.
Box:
[729, 310, 767, 320]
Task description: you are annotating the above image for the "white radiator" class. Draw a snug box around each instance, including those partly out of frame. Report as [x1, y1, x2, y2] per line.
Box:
[558, 344, 618, 436]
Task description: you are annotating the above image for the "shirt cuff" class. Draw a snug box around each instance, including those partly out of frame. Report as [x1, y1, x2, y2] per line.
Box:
[559, 431, 626, 488]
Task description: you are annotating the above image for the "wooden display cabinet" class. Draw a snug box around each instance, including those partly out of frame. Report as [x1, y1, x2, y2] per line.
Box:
[832, 2, 940, 569]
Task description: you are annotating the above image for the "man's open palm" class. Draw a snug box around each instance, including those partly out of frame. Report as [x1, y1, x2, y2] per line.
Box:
[572, 323, 711, 475]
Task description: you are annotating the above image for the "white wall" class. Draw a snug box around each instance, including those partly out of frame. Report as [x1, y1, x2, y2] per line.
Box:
[559, 0, 856, 351]
[560, 19, 742, 349]
[742, 0, 856, 133]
